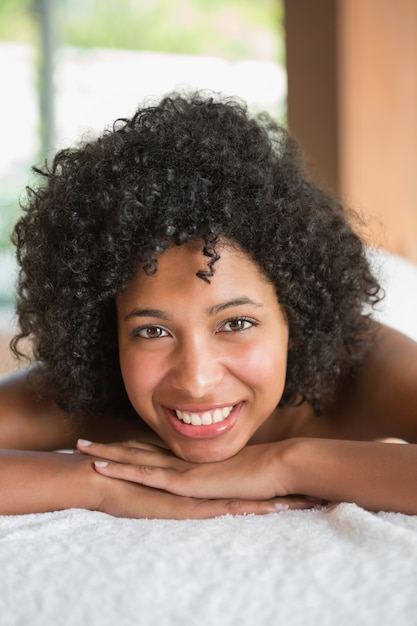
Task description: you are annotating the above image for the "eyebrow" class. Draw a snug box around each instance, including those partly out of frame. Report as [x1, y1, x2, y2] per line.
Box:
[207, 297, 263, 316]
[123, 298, 263, 323]
[124, 308, 170, 322]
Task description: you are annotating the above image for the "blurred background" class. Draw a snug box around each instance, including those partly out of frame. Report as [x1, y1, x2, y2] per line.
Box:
[0, 0, 416, 374]
[0, 0, 285, 373]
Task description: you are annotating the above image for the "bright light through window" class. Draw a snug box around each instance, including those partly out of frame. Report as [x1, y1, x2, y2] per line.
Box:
[0, 0, 286, 372]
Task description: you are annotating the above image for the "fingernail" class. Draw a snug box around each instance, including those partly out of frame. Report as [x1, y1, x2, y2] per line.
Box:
[77, 439, 93, 447]
[272, 503, 289, 512]
[94, 461, 108, 468]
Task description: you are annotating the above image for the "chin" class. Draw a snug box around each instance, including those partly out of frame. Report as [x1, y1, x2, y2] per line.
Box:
[172, 440, 241, 464]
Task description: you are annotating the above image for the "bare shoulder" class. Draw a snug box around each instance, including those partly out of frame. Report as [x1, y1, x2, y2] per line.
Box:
[321, 323, 417, 442]
[0, 366, 156, 450]
[0, 366, 78, 449]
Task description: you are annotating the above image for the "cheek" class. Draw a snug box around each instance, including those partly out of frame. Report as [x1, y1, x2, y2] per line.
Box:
[119, 348, 164, 413]
[232, 336, 288, 400]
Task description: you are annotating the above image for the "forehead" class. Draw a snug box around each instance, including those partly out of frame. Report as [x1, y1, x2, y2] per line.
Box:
[117, 240, 278, 307]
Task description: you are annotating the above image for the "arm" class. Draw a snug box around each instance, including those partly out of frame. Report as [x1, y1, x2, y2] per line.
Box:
[0, 447, 316, 517]
[283, 437, 417, 514]
[0, 368, 79, 450]
[79, 437, 417, 514]
[0, 367, 163, 450]
[311, 324, 417, 443]
[0, 449, 102, 514]
[0, 370, 313, 517]
[80, 324, 417, 514]
[284, 324, 417, 511]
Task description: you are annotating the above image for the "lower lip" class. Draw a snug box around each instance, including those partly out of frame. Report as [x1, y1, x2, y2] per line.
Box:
[166, 403, 242, 439]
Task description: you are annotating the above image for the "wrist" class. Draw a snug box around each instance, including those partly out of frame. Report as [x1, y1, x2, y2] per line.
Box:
[0, 450, 105, 515]
[66, 453, 109, 511]
[277, 437, 315, 497]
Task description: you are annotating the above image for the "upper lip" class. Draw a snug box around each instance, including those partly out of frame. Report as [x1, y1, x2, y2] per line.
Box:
[164, 402, 238, 413]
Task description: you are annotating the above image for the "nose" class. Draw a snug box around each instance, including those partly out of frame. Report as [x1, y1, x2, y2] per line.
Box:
[169, 335, 224, 398]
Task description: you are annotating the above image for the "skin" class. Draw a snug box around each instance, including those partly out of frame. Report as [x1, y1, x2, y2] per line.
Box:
[115, 240, 289, 463]
[1, 240, 417, 517]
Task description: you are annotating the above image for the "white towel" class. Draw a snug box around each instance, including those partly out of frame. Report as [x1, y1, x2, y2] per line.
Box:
[1, 503, 417, 626]
[2, 249, 417, 625]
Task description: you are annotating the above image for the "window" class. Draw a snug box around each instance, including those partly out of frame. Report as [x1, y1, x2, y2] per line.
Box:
[0, 0, 285, 373]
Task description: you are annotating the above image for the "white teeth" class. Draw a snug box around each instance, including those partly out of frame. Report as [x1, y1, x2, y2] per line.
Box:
[212, 409, 223, 423]
[175, 406, 234, 426]
[201, 412, 212, 425]
[190, 413, 202, 426]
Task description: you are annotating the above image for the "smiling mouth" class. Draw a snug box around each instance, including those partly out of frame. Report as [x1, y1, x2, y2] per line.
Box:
[174, 405, 234, 426]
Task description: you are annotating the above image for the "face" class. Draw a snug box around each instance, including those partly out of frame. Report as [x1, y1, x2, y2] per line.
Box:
[116, 240, 289, 462]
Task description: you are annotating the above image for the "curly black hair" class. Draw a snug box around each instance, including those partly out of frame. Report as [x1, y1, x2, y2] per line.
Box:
[11, 91, 381, 418]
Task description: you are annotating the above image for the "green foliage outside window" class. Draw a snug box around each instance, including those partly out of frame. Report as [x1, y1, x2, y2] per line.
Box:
[0, 0, 283, 62]
[0, 0, 284, 257]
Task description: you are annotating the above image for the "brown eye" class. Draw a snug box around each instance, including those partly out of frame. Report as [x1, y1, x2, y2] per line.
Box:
[220, 318, 256, 332]
[132, 326, 169, 339]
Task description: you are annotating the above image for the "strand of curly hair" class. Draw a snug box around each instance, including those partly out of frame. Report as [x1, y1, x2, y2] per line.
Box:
[11, 91, 381, 419]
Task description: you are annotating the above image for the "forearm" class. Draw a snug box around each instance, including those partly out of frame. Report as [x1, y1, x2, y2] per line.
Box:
[0, 450, 102, 515]
[285, 438, 417, 514]
[1, 448, 297, 519]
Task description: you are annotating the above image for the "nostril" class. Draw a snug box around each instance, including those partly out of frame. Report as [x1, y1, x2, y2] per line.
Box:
[170, 349, 223, 396]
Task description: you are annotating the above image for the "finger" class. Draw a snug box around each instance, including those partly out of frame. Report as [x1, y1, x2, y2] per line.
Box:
[100, 475, 322, 519]
[93, 461, 325, 509]
[94, 458, 178, 488]
[100, 480, 295, 519]
[270, 495, 324, 510]
[77, 438, 170, 453]
[191, 498, 289, 518]
[77, 439, 181, 467]
[165, 496, 320, 519]
[110, 491, 315, 519]
[94, 459, 264, 498]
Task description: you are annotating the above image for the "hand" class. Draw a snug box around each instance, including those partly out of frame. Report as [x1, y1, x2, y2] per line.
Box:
[1, 448, 306, 518]
[98, 477, 314, 519]
[77, 438, 320, 510]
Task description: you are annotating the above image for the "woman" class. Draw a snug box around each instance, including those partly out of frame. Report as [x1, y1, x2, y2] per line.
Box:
[1, 92, 417, 517]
